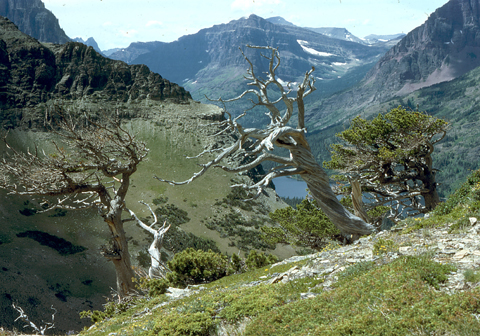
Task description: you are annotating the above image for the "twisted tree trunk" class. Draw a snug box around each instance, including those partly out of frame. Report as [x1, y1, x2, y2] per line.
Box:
[104, 216, 136, 298]
[290, 144, 373, 236]
[351, 180, 370, 223]
[156, 45, 375, 238]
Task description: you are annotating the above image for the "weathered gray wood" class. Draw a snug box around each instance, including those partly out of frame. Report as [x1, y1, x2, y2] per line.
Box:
[127, 202, 171, 278]
[156, 45, 374, 237]
[0, 108, 148, 299]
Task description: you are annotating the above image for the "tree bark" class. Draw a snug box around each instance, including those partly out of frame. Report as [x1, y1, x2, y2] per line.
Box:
[104, 216, 136, 298]
[289, 145, 374, 236]
[351, 180, 370, 223]
[422, 175, 440, 211]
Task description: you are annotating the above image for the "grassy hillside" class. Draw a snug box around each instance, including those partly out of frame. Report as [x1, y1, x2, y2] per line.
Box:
[0, 100, 291, 333]
[70, 169, 480, 336]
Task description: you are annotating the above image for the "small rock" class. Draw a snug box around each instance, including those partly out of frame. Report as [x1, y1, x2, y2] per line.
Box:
[399, 246, 412, 253]
[300, 292, 320, 300]
[440, 249, 457, 255]
[453, 250, 470, 259]
[469, 217, 478, 225]
[323, 267, 335, 274]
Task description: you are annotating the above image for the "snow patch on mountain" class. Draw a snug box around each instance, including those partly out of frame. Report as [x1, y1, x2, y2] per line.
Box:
[297, 40, 335, 57]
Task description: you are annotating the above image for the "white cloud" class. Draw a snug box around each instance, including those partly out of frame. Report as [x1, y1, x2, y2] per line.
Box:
[103, 21, 113, 27]
[231, 0, 282, 10]
[146, 20, 163, 27]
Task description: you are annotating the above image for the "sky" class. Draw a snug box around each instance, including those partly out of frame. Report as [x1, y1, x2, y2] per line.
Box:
[42, 0, 450, 51]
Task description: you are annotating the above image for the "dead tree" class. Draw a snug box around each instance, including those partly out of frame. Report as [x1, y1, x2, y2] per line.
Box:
[0, 107, 148, 299]
[13, 303, 56, 335]
[127, 202, 171, 278]
[156, 45, 374, 237]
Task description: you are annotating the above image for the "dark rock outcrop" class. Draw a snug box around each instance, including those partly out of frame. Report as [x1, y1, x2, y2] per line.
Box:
[0, 16, 191, 110]
[0, 0, 70, 43]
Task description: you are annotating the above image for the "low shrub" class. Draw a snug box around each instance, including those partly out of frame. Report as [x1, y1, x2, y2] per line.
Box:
[136, 277, 170, 297]
[264, 198, 340, 251]
[167, 248, 229, 288]
[372, 238, 398, 256]
[245, 250, 278, 270]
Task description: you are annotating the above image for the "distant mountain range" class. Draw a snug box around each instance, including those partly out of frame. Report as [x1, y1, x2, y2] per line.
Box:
[307, 0, 480, 127]
[71, 36, 103, 55]
[106, 14, 401, 128]
[0, 0, 69, 43]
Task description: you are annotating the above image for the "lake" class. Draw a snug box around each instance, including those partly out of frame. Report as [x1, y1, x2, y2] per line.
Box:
[272, 176, 308, 199]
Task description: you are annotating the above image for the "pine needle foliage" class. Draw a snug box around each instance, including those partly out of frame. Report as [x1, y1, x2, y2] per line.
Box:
[325, 106, 449, 217]
[262, 198, 341, 251]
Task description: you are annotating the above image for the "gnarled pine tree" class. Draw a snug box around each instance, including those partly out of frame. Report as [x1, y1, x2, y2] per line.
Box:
[0, 107, 148, 299]
[324, 106, 448, 220]
[156, 45, 374, 238]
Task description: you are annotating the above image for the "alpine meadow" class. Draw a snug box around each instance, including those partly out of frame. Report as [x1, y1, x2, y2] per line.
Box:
[1, 0, 480, 335]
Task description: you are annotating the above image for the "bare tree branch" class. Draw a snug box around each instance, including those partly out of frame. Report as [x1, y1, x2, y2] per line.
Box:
[156, 45, 374, 237]
[127, 202, 171, 278]
[0, 105, 148, 299]
[13, 303, 56, 335]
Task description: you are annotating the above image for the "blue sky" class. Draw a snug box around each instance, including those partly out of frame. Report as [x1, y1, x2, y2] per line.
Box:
[42, 0, 449, 50]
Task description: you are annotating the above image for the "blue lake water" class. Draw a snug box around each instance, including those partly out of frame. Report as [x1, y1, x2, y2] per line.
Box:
[272, 176, 308, 199]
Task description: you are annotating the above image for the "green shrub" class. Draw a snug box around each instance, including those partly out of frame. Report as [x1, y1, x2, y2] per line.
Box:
[80, 296, 139, 323]
[434, 169, 480, 216]
[152, 195, 169, 205]
[154, 204, 190, 225]
[464, 268, 480, 283]
[136, 277, 170, 297]
[264, 198, 340, 251]
[228, 253, 245, 274]
[245, 250, 278, 270]
[148, 311, 214, 336]
[205, 212, 275, 251]
[167, 248, 229, 287]
[336, 261, 377, 285]
[372, 238, 398, 256]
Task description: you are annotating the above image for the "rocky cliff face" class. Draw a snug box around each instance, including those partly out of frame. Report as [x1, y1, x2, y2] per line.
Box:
[306, 0, 480, 128]
[364, 0, 480, 99]
[0, 16, 191, 110]
[0, 0, 70, 44]
[116, 14, 389, 123]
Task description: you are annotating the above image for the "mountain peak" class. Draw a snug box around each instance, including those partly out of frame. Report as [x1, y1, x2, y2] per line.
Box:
[0, 0, 70, 44]
[364, 0, 480, 98]
[266, 16, 296, 26]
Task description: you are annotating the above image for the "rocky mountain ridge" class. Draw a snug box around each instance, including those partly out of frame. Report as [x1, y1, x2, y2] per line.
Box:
[0, 16, 190, 113]
[109, 14, 392, 111]
[71, 37, 103, 55]
[0, 0, 69, 43]
[306, 0, 480, 127]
